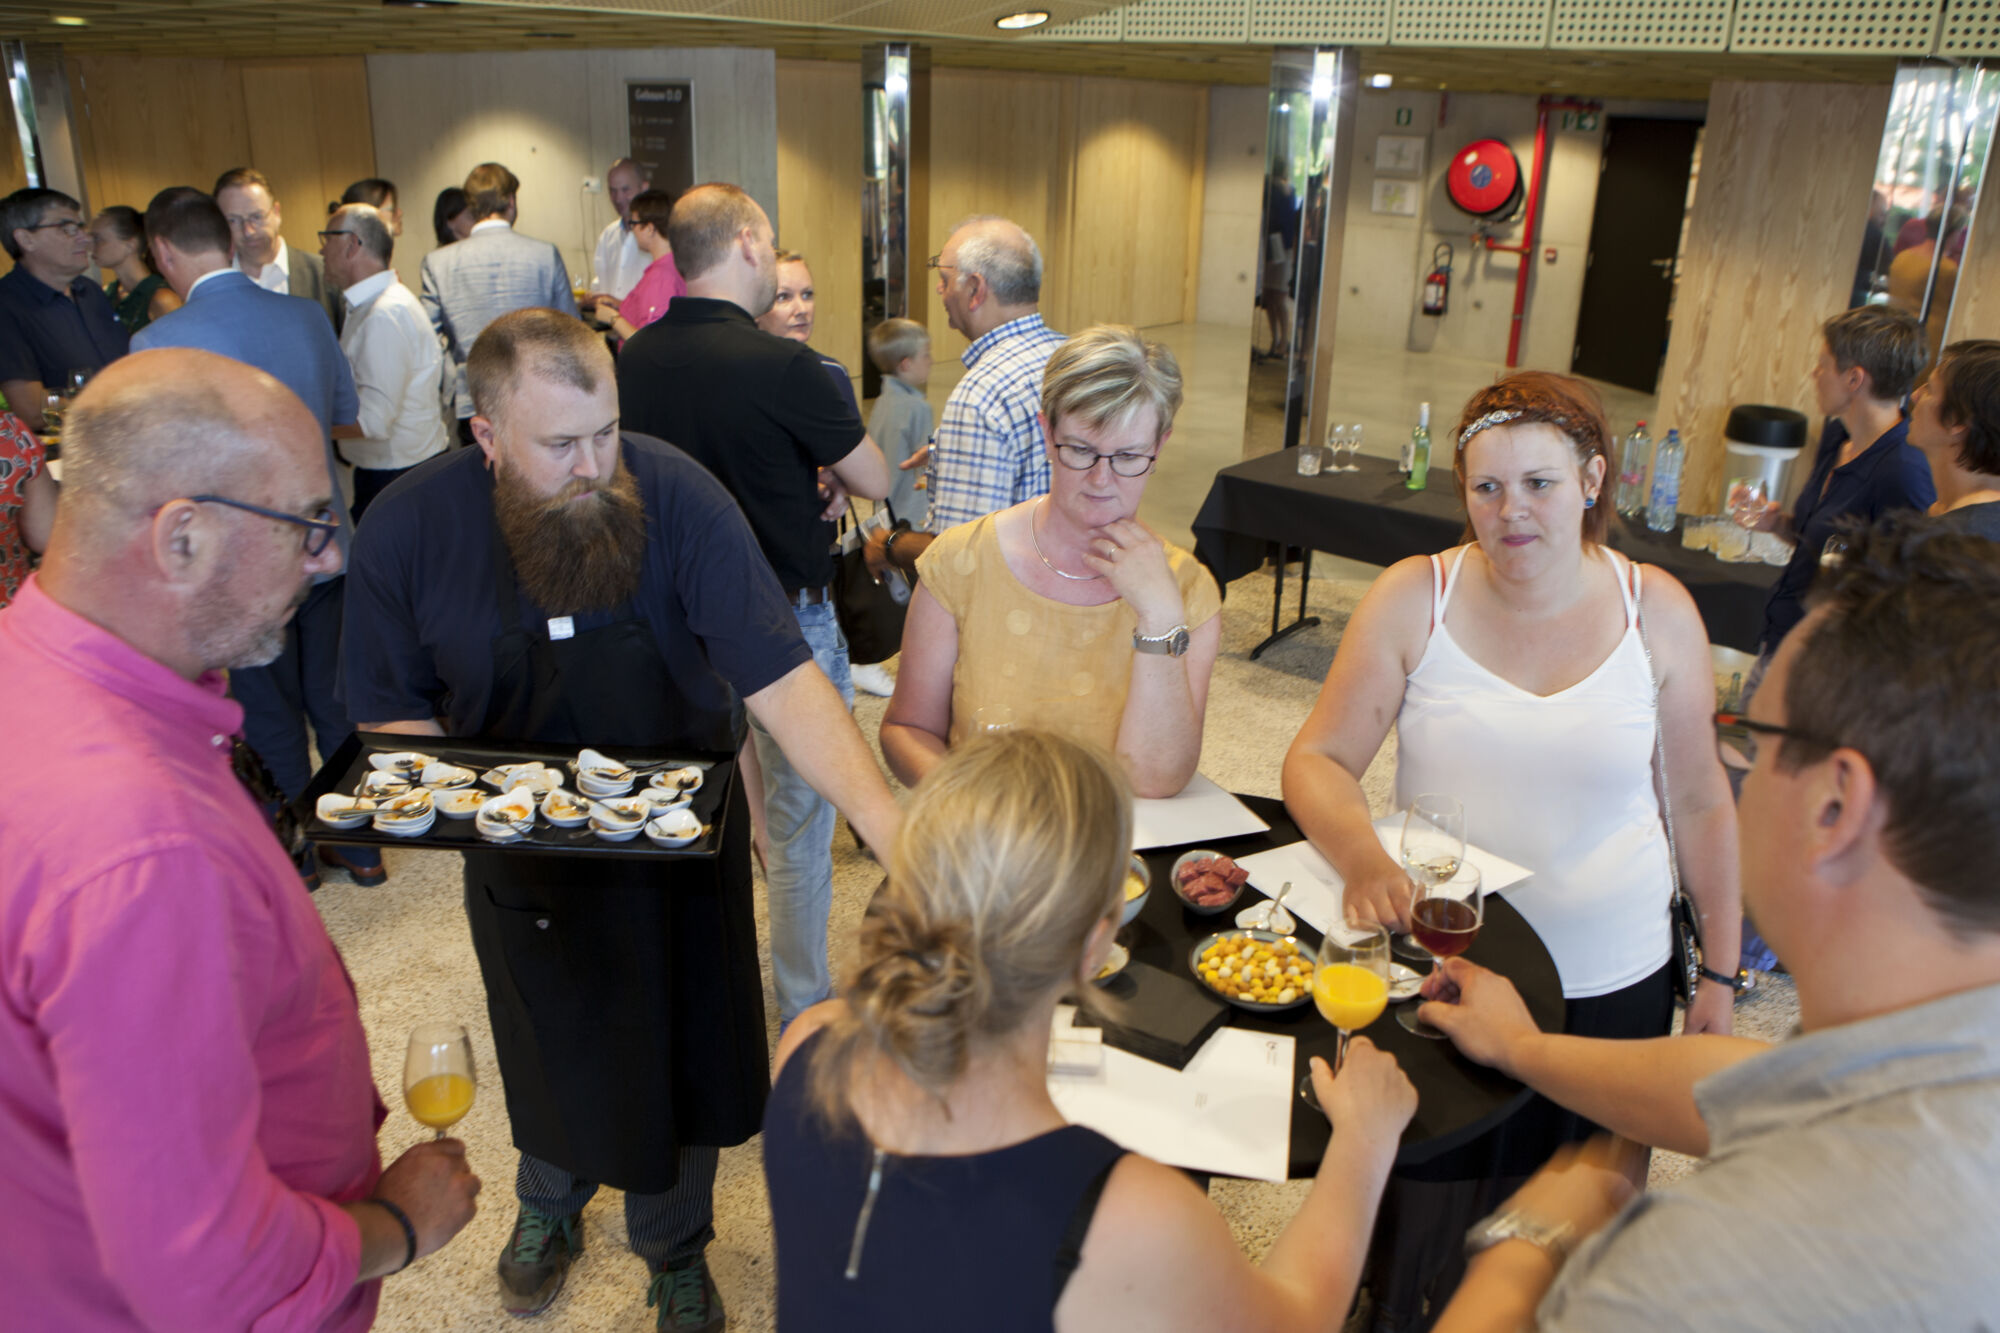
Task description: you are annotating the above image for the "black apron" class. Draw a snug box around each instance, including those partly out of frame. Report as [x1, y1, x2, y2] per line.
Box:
[462, 526, 767, 1193]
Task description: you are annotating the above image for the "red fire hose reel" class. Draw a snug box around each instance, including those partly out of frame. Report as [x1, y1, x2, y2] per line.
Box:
[1445, 138, 1524, 221]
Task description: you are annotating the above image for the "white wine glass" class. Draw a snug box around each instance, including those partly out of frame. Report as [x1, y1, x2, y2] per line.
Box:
[1342, 422, 1365, 471]
[1299, 922, 1390, 1113]
[404, 1023, 477, 1140]
[1393, 794, 1465, 960]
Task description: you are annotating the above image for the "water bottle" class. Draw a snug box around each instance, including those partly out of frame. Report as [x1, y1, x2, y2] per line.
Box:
[1615, 420, 1651, 519]
[1646, 428, 1685, 533]
[1406, 402, 1432, 491]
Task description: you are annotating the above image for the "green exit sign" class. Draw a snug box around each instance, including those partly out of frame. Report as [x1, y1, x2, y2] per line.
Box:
[1560, 111, 1601, 132]
[1395, 106, 1412, 126]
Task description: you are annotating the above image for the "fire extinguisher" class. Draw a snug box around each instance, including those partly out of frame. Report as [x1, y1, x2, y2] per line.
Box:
[1422, 242, 1453, 317]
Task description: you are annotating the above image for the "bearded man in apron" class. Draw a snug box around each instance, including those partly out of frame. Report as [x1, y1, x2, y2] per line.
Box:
[338, 309, 901, 1331]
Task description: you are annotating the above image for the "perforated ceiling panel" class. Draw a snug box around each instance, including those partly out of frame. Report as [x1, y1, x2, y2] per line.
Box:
[1391, 0, 1552, 46]
[1249, 0, 1395, 44]
[1115, 0, 1252, 40]
[1025, 7, 1128, 38]
[1939, 0, 2000, 53]
[1548, 0, 1732, 48]
[1728, 0, 1941, 53]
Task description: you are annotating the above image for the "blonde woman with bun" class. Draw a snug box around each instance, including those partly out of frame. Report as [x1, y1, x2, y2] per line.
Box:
[766, 729, 1417, 1332]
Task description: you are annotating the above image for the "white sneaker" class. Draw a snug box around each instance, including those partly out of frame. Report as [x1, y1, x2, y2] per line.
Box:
[850, 662, 897, 697]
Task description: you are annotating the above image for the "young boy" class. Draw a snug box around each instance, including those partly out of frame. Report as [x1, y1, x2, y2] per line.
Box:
[866, 317, 933, 533]
[852, 318, 933, 698]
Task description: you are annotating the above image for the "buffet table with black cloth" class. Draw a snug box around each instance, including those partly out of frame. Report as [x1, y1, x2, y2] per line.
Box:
[1192, 451, 1780, 654]
[1125, 795, 1564, 1179]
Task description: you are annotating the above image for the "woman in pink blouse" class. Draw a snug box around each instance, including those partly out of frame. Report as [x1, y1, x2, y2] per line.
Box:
[607, 189, 685, 346]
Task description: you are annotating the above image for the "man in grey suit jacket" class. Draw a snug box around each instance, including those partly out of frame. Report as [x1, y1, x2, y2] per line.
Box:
[136, 184, 384, 890]
[421, 162, 577, 441]
[213, 166, 341, 331]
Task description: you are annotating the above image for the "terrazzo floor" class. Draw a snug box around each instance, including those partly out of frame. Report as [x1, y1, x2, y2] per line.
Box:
[315, 564, 1796, 1333]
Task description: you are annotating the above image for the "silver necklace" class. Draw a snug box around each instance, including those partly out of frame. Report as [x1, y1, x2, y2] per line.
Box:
[1030, 497, 1103, 582]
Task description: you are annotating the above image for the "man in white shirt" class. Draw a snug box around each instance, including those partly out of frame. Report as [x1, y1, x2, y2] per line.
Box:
[583, 158, 651, 323]
[213, 167, 339, 330]
[321, 202, 447, 520]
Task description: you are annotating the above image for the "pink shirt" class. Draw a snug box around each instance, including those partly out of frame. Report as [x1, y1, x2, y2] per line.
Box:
[618, 252, 686, 338]
[0, 577, 385, 1331]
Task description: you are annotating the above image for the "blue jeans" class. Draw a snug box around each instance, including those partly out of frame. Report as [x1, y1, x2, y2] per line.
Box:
[748, 601, 852, 1025]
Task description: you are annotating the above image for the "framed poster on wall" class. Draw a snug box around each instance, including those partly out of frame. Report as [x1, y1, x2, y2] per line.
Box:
[627, 82, 694, 196]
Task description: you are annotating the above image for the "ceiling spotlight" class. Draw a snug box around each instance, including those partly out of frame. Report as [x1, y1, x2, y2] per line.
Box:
[382, 1, 460, 8]
[1368, 73, 1393, 89]
[994, 10, 1051, 29]
[52, 14, 88, 24]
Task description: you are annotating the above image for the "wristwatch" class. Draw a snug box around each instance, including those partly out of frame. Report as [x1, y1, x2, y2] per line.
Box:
[1132, 624, 1191, 657]
[1699, 964, 1754, 995]
[1465, 1207, 1576, 1266]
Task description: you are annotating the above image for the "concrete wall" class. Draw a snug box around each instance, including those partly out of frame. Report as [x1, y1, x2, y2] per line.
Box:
[366, 48, 777, 296]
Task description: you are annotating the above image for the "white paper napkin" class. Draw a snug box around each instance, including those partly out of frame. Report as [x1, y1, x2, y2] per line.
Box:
[1233, 817, 1532, 938]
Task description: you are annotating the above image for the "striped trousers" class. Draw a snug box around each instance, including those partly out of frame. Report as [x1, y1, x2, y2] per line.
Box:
[516, 1147, 718, 1267]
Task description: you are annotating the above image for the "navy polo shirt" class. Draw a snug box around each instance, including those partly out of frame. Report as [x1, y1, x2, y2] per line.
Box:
[1760, 416, 1935, 648]
[0, 265, 128, 389]
[337, 433, 811, 749]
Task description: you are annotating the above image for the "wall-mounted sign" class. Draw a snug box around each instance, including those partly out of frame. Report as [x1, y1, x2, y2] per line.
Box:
[1395, 106, 1413, 126]
[627, 82, 694, 196]
[1560, 110, 1602, 133]
[1375, 133, 1426, 178]
[1372, 178, 1420, 217]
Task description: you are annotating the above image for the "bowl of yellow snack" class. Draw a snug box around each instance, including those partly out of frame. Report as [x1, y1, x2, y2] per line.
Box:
[1118, 854, 1152, 927]
[1188, 928, 1318, 1011]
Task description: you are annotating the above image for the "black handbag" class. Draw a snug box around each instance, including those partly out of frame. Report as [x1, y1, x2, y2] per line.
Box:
[832, 505, 910, 667]
[1636, 579, 1706, 1005]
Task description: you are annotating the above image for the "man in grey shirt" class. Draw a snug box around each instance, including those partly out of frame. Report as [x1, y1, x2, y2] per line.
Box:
[420, 162, 576, 444]
[1417, 513, 2000, 1333]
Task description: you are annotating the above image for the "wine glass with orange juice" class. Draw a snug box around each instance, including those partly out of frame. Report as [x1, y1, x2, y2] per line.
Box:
[403, 1023, 477, 1139]
[1299, 922, 1390, 1110]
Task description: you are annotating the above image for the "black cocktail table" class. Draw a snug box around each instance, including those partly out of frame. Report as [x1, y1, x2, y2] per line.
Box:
[1127, 795, 1563, 1178]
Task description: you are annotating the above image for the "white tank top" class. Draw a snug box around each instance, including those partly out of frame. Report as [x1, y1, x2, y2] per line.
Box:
[1395, 547, 1672, 998]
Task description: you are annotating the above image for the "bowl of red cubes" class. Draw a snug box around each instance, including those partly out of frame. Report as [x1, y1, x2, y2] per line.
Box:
[1170, 849, 1249, 915]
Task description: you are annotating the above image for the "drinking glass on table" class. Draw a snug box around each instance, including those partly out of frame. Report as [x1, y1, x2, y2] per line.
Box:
[1295, 438, 1323, 477]
[1327, 423, 1347, 471]
[404, 1023, 477, 1139]
[39, 392, 65, 438]
[1342, 422, 1364, 471]
[1299, 922, 1390, 1112]
[64, 368, 91, 396]
[1398, 863, 1483, 1037]
[1392, 793, 1465, 960]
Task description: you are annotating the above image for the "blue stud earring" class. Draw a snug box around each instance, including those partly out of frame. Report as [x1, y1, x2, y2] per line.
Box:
[1584, 495, 1597, 509]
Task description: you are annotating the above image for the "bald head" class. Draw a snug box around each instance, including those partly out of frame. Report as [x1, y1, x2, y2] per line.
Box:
[667, 183, 769, 284]
[58, 349, 325, 530]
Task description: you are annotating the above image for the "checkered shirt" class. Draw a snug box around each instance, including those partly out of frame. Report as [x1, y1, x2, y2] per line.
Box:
[924, 313, 1066, 533]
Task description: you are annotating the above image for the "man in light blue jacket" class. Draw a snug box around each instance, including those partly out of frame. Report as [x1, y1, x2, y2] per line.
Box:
[421, 162, 577, 443]
[134, 185, 383, 889]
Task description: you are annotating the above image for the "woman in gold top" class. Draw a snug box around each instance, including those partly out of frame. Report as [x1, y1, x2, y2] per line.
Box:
[880, 325, 1221, 797]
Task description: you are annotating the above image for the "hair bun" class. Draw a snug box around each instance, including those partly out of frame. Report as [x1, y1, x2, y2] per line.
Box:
[851, 906, 987, 1089]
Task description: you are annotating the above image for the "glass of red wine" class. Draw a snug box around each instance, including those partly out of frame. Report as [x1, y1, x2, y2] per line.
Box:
[1397, 862, 1482, 1037]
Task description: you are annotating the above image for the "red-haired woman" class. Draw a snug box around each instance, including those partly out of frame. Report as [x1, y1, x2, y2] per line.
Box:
[1281, 373, 1742, 1321]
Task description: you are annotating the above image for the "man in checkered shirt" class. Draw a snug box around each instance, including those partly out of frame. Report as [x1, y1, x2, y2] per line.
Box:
[867, 216, 1064, 578]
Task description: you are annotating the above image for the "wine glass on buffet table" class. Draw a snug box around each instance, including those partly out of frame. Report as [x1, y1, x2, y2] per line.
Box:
[1300, 921, 1391, 1112]
[1393, 793, 1464, 961]
[1398, 863, 1483, 1037]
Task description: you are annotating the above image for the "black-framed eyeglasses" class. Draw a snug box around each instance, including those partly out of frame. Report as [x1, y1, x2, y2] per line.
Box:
[25, 219, 84, 238]
[183, 494, 342, 555]
[924, 254, 954, 272]
[1713, 711, 1826, 772]
[316, 229, 358, 243]
[1053, 443, 1158, 478]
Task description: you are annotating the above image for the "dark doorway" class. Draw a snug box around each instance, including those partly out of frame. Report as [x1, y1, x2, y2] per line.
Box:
[1572, 117, 1700, 394]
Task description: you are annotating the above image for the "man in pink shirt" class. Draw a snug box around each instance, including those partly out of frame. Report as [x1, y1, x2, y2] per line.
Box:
[606, 188, 685, 347]
[0, 348, 481, 1330]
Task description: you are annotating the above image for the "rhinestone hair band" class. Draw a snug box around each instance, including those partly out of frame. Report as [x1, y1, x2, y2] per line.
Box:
[1458, 409, 1523, 447]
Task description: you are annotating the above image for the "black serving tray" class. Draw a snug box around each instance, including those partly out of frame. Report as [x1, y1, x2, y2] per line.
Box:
[293, 731, 735, 861]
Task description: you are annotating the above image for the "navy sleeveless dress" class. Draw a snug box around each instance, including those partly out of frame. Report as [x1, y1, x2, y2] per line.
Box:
[764, 1030, 1127, 1332]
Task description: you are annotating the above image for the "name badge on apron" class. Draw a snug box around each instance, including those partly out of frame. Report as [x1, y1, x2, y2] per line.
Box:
[548, 616, 575, 641]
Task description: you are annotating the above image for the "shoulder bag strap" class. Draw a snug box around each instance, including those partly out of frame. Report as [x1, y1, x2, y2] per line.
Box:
[1634, 572, 1705, 999]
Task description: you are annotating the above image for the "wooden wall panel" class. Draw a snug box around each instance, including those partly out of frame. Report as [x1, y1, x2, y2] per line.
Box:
[238, 59, 378, 258]
[66, 55, 250, 218]
[1653, 79, 1891, 513]
[774, 58, 863, 383]
[1070, 78, 1205, 330]
[1945, 169, 2000, 343]
[926, 68, 1073, 354]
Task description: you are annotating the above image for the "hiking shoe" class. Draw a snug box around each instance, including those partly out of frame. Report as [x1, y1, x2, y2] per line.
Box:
[647, 1251, 725, 1332]
[497, 1207, 581, 1316]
